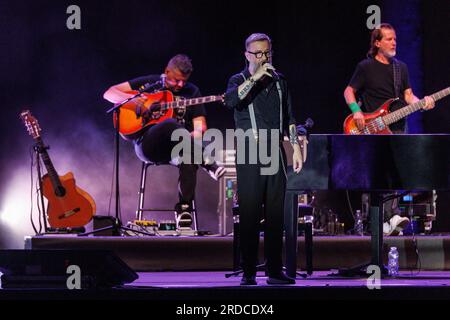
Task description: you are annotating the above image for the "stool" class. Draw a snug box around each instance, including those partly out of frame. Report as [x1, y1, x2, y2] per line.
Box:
[136, 161, 198, 230]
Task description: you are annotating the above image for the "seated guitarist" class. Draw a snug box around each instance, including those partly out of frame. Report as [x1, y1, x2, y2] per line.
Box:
[343, 23, 435, 236]
[103, 54, 225, 222]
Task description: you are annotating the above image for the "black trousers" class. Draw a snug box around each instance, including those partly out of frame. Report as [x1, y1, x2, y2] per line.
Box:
[134, 119, 198, 207]
[236, 142, 287, 277]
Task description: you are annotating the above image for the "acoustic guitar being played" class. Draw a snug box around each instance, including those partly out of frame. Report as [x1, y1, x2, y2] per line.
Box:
[113, 90, 223, 141]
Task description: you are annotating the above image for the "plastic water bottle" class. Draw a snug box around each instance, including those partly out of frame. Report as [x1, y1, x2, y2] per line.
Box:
[388, 247, 399, 277]
[355, 210, 364, 236]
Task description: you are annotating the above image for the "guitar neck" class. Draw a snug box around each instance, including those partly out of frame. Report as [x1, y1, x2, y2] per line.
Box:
[36, 138, 64, 194]
[162, 95, 222, 110]
[383, 87, 450, 125]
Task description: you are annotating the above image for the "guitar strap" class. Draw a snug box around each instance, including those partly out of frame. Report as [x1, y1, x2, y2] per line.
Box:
[392, 58, 409, 132]
[392, 58, 402, 98]
[239, 73, 283, 141]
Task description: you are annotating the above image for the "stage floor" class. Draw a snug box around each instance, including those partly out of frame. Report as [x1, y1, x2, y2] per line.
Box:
[2, 271, 450, 301]
[131, 270, 450, 289]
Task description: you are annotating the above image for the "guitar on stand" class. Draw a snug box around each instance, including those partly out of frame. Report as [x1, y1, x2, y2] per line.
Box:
[343, 87, 450, 134]
[20, 110, 96, 230]
[114, 90, 223, 140]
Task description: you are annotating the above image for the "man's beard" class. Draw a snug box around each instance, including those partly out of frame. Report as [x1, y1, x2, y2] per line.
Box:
[385, 49, 396, 58]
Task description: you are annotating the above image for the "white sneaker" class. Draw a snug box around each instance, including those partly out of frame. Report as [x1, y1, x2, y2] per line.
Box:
[383, 215, 410, 236]
[203, 166, 226, 181]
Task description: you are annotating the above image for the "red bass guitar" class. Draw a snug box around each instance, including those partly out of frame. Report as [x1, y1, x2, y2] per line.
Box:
[343, 87, 450, 134]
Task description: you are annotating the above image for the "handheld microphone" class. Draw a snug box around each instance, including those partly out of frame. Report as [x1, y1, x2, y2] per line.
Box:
[262, 62, 279, 80]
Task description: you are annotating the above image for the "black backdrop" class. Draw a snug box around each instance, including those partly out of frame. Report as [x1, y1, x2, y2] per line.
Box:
[0, 0, 448, 248]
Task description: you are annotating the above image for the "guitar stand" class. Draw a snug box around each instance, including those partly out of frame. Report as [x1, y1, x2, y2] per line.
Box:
[34, 144, 49, 234]
[46, 226, 86, 234]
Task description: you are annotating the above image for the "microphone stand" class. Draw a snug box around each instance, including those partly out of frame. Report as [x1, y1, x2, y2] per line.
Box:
[79, 80, 162, 236]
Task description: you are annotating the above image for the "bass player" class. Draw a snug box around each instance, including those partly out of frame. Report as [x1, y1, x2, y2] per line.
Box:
[343, 23, 435, 236]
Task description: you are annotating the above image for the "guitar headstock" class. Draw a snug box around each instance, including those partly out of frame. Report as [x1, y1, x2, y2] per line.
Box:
[20, 110, 41, 140]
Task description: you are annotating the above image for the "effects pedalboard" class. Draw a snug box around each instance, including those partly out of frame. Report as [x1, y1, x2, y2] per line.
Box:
[126, 220, 199, 236]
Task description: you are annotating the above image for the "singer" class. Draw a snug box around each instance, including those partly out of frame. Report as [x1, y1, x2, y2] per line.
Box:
[224, 33, 303, 285]
[103, 54, 225, 223]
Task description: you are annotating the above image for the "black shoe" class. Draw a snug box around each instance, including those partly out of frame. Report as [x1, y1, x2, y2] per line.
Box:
[266, 272, 296, 285]
[240, 275, 257, 286]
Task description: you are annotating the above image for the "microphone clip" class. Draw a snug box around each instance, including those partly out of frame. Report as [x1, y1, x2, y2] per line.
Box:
[139, 78, 164, 94]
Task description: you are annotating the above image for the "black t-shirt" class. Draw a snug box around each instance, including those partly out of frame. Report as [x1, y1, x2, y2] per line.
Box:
[349, 58, 411, 131]
[129, 74, 206, 132]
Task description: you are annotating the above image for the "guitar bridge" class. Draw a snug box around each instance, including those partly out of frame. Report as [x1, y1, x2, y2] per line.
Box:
[58, 207, 80, 219]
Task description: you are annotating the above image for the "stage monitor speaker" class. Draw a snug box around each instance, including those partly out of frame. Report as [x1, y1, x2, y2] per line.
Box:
[0, 249, 138, 289]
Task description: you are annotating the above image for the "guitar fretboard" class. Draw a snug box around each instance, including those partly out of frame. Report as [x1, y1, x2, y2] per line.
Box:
[160, 95, 222, 110]
[36, 137, 64, 192]
[383, 87, 450, 125]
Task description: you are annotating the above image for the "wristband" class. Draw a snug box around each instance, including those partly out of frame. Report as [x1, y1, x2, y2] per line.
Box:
[348, 102, 361, 113]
